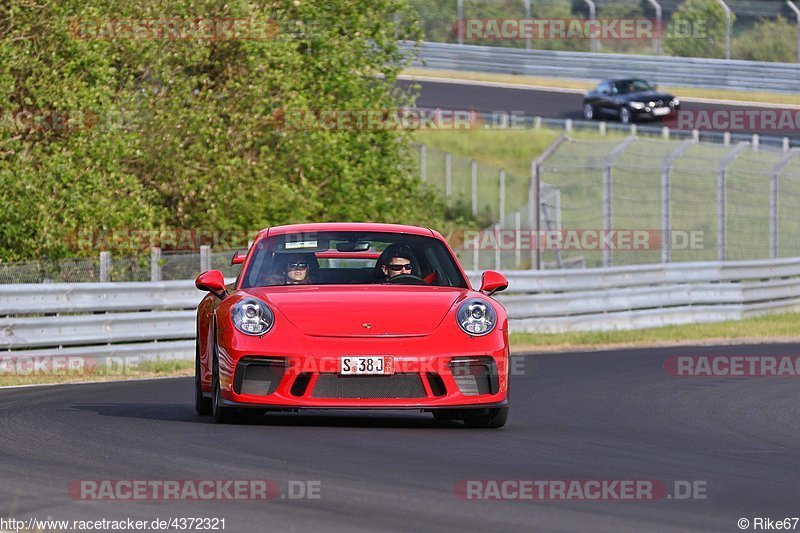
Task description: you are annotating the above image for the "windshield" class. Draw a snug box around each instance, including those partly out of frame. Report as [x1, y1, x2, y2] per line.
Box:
[241, 231, 468, 288]
[613, 79, 654, 94]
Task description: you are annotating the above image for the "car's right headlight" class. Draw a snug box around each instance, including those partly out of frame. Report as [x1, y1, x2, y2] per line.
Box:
[628, 101, 646, 110]
[457, 298, 497, 336]
[231, 298, 275, 336]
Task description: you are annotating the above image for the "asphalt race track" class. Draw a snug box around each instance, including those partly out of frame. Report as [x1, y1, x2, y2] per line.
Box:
[2, 343, 799, 532]
[401, 79, 799, 138]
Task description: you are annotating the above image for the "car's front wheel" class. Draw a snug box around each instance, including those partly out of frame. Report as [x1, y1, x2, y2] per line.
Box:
[583, 103, 595, 120]
[195, 339, 212, 416]
[462, 407, 508, 429]
[211, 372, 238, 424]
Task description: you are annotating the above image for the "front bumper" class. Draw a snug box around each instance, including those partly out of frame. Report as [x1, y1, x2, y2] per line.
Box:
[216, 349, 509, 410]
[632, 105, 679, 120]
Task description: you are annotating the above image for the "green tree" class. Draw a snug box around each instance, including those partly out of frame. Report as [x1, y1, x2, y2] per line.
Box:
[733, 16, 797, 63]
[665, 0, 734, 58]
[0, 0, 456, 261]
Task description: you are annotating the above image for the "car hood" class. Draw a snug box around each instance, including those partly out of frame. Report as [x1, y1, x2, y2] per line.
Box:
[244, 285, 469, 337]
[622, 91, 674, 102]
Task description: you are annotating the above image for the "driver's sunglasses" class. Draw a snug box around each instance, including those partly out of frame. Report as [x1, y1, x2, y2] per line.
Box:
[288, 262, 308, 270]
[386, 263, 413, 272]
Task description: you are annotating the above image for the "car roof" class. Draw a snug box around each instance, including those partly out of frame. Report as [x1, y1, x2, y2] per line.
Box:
[257, 222, 436, 238]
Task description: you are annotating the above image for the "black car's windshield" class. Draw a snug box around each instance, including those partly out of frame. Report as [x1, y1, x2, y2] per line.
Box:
[241, 231, 468, 288]
[613, 79, 654, 94]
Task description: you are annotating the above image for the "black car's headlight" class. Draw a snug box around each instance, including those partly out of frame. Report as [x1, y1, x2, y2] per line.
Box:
[670, 97, 680, 107]
[457, 298, 497, 336]
[231, 298, 274, 336]
[629, 101, 646, 110]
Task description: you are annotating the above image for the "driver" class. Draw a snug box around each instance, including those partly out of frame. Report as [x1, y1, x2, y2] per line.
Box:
[380, 244, 416, 281]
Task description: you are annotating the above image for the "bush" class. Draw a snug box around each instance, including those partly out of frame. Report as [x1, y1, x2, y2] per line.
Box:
[733, 16, 797, 63]
[0, 0, 456, 261]
[665, 0, 734, 58]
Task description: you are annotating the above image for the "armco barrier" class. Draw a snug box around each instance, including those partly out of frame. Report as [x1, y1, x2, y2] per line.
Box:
[406, 41, 800, 94]
[3, 258, 800, 363]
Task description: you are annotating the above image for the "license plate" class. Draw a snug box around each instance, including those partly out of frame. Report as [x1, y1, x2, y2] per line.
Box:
[339, 356, 394, 375]
[652, 107, 671, 116]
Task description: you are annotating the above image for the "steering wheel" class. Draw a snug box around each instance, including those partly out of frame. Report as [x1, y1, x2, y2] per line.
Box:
[384, 273, 428, 285]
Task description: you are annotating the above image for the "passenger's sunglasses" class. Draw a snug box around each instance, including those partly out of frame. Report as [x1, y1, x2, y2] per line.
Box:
[386, 263, 413, 272]
[288, 262, 308, 270]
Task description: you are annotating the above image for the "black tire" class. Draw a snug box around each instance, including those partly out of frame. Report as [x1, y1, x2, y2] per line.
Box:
[210, 336, 238, 424]
[619, 106, 632, 125]
[195, 339, 212, 416]
[212, 372, 238, 424]
[583, 103, 595, 120]
[462, 406, 509, 429]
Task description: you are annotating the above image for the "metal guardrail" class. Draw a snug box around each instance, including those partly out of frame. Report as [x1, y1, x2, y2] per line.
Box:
[406, 41, 800, 94]
[2, 258, 800, 362]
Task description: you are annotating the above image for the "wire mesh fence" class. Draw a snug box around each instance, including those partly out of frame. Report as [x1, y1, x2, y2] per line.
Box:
[442, 132, 800, 270]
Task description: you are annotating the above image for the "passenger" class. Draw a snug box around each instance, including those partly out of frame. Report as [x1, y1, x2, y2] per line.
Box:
[266, 254, 312, 285]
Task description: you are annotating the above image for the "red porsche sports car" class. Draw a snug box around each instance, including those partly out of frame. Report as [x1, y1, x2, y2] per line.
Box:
[194, 222, 510, 428]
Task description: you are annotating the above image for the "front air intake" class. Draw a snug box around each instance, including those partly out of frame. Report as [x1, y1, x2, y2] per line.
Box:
[311, 374, 426, 399]
[449, 357, 498, 396]
[233, 358, 286, 396]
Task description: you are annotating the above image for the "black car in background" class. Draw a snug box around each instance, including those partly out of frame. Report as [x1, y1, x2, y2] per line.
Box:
[583, 78, 680, 124]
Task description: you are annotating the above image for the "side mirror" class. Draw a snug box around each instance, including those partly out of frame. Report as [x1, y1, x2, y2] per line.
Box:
[479, 270, 508, 296]
[195, 270, 227, 300]
[230, 251, 247, 265]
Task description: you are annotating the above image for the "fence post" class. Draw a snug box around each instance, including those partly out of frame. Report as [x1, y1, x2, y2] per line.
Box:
[584, 0, 597, 53]
[661, 140, 694, 263]
[99, 251, 111, 282]
[788, 0, 800, 63]
[523, 0, 531, 50]
[499, 169, 506, 226]
[647, 0, 663, 55]
[445, 152, 452, 199]
[529, 133, 568, 270]
[602, 136, 636, 267]
[150, 247, 162, 282]
[662, 126, 670, 139]
[420, 144, 427, 181]
[200, 245, 211, 273]
[771, 150, 799, 259]
[514, 211, 522, 268]
[599, 122, 607, 136]
[471, 160, 478, 217]
[752, 134, 759, 150]
[717, 142, 748, 261]
[494, 223, 501, 270]
[717, 0, 731, 60]
[723, 132, 731, 146]
[457, 0, 464, 45]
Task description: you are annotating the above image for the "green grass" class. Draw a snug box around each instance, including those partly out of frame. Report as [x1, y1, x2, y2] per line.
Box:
[510, 311, 800, 351]
[0, 358, 193, 387]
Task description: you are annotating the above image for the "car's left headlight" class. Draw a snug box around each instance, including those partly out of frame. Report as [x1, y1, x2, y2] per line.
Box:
[629, 101, 646, 110]
[670, 97, 680, 107]
[231, 298, 275, 336]
[457, 298, 497, 336]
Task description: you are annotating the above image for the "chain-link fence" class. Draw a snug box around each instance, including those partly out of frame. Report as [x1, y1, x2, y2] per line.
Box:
[0, 248, 244, 284]
[445, 132, 800, 270]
